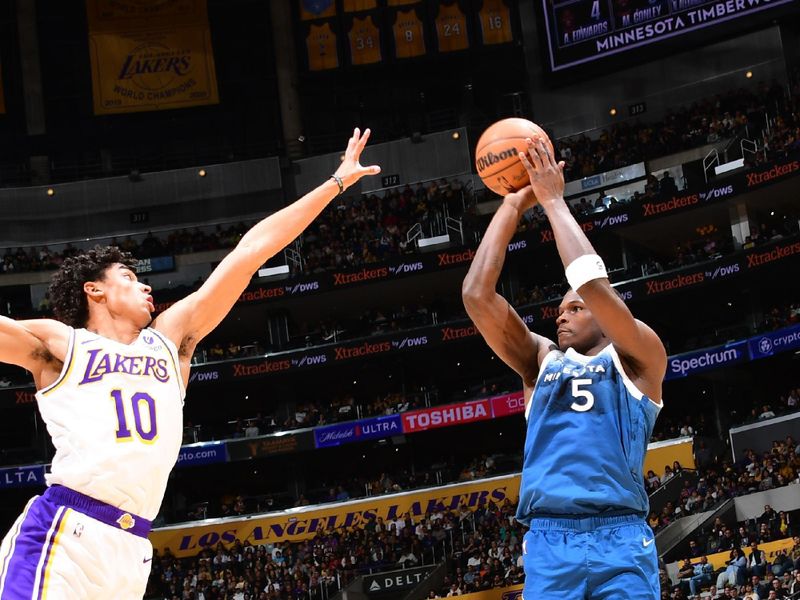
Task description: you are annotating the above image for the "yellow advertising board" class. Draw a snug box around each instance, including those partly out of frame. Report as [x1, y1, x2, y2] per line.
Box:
[86, 0, 208, 31]
[151, 437, 695, 558]
[643, 437, 695, 477]
[459, 584, 523, 600]
[683, 537, 796, 571]
[151, 475, 520, 558]
[88, 25, 219, 114]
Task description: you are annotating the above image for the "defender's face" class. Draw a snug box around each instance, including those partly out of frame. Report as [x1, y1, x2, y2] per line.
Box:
[88, 264, 154, 327]
[555, 289, 604, 352]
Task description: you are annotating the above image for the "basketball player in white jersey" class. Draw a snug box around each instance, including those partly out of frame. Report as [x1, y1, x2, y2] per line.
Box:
[0, 129, 380, 599]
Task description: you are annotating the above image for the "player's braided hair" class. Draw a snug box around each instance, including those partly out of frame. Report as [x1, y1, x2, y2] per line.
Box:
[49, 246, 138, 328]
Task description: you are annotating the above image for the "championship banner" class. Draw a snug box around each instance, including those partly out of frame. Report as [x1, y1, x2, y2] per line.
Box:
[89, 25, 219, 114]
[149, 474, 520, 558]
[86, 0, 207, 32]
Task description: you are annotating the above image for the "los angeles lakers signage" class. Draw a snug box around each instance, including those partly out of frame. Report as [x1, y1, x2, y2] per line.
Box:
[86, 0, 219, 114]
[150, 475, 520, 558]
[150, 438, 695, 558]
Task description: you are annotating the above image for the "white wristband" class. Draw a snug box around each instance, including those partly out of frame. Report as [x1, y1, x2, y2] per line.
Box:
[565, 254, 607, 291]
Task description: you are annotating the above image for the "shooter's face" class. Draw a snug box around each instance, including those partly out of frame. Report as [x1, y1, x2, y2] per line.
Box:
[555, 289, 605, 353]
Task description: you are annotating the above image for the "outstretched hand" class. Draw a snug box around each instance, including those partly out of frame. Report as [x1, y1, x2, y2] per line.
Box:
[518, 137, 565, 206]
[334, 128, 381, 189]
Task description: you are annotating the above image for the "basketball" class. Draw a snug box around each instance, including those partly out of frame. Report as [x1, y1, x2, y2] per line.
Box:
[475, 118, 554, 196]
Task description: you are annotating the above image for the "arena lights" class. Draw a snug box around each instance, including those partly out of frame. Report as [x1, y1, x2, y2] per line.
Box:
[452, 131, 460, 140]
[609, 107, 618, 116]
[746, 71, 753, 79]
[198, 169, 207, 177]
[46, 188, 54, 197]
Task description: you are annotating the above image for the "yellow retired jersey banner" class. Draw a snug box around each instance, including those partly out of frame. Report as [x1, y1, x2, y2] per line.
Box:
[150, 475, 519, 558]
[89, 25, 219, 114]
[86, 0, 207, 31]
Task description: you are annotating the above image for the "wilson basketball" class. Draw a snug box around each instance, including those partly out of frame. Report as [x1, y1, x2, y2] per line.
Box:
[475, 118, 554, 196]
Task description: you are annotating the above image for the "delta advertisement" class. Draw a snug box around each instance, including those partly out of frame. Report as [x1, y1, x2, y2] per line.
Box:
[149, 475, 520, 558]
[0, 465, 46, 489]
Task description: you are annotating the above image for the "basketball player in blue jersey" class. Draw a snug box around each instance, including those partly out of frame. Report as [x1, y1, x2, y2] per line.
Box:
[0, 129, 379, 599]
[463, 136, 666, 599]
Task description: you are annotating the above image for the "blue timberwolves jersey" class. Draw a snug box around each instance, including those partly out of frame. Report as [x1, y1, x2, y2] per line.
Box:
[516, 345, 661, 524]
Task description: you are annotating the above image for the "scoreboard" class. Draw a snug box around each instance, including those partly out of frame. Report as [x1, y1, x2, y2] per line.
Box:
[540, 0, 798, 72]
[297, 0, 515, 71]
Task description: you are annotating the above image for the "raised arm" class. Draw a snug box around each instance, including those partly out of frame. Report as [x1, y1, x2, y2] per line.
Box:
[0, 318, 71, 388]
[462, 186, 556, 399]
[520, 137, 666, 400]
[153, 128, 380, 367]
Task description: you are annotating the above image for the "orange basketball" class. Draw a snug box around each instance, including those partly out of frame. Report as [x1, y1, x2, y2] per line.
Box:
[475, 118, 554, 196]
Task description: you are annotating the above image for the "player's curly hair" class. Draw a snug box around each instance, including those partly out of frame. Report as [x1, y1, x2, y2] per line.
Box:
[49, 246, 138, 328]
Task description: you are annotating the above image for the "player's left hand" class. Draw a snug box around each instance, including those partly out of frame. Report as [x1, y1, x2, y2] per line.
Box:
[519, 136, 565, 206]
[334, 128, 381, 190]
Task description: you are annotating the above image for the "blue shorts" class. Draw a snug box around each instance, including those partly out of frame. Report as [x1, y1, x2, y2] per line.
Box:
[521, 513, 659, 600]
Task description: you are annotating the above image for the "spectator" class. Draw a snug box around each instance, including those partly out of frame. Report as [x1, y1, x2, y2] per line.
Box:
[689, 555, 715, 597]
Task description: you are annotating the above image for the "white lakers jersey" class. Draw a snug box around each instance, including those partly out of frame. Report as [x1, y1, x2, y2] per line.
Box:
[35, 327, 185, 520]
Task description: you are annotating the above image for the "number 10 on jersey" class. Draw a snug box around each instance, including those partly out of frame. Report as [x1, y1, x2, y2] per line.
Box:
[111, 390, 158, 443]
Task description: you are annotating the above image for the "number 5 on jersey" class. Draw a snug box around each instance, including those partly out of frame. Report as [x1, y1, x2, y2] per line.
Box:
[112, 390, 158, 443]
[570, 379, 594, 412]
